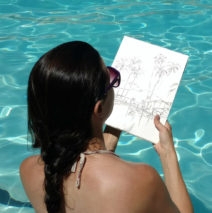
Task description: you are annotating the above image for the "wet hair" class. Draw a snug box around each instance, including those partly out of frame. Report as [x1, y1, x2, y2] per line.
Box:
[27, 41, 108, 213]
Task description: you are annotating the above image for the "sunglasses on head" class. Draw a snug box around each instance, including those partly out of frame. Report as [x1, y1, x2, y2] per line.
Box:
[105, 66, 121, 94]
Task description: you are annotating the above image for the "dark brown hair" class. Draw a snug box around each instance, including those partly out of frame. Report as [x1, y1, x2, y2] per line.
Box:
[27, 41, 108, 212]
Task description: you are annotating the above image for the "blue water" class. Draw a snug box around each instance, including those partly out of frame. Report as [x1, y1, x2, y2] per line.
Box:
[0, 0, 212, 212]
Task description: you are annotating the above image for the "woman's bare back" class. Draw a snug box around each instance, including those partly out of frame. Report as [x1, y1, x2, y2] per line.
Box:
[20, 152, 178, 213]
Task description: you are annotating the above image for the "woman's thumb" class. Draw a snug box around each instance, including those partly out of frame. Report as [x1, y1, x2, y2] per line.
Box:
[154, 115, 164, 131]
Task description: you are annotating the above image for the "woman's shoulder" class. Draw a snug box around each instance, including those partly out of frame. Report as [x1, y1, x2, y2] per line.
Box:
[105, 157, 160, 188]
[20, 155, 44, 192]
[87, 156, 163, 212]
[20, 155, 46, 212]
[107, 159, 178, 212]
[20, 155, 43, 175]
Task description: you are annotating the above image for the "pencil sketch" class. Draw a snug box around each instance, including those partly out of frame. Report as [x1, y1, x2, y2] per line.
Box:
[113, 54, 180, 123]
[106, 36, 189, 143]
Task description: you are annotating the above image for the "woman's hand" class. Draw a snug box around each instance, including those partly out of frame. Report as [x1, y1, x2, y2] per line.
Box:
[103, 125, 121, 152]
[153, 115, 194, 213]
[153, 115, 176, 157]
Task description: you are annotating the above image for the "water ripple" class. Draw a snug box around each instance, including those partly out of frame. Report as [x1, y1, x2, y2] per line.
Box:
[0, 0, 212, 211]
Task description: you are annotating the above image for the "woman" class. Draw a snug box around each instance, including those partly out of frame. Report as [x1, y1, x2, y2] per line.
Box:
[20, 41, 193, 213]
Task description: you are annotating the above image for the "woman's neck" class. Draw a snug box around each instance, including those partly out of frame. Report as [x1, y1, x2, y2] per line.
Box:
[89, 119, 106, 151]
[87, 137, 106, 151]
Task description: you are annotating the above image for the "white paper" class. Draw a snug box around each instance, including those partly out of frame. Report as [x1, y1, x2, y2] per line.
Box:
[106, 36, 189, 144]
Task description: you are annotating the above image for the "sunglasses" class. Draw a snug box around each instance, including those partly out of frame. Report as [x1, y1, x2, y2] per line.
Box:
[105, 66, 121, 94]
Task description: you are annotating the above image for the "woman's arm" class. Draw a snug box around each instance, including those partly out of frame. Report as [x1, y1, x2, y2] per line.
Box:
[154, 115, 193, 213]
[103, 125, 121, 152]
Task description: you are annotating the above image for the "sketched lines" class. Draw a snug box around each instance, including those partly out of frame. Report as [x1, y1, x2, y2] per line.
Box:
[112, 54, 180, 124]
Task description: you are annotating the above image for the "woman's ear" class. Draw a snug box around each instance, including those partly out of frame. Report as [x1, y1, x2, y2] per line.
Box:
[93, 100, 104, 119]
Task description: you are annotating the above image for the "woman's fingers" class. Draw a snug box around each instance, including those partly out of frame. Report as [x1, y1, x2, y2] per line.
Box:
[165, 121, 172, 131]
[153, 115, 175, 156]
[154, 115, 164, 131]
[154, 115, 172, 132]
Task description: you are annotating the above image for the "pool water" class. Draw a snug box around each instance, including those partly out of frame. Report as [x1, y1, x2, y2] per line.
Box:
[0, 0, 212, 212]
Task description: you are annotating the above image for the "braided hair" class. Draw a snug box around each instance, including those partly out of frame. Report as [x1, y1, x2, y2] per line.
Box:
[27, 41, 108, 212]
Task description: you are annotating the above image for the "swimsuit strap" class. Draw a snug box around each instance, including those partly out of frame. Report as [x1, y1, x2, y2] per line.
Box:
[71, 150, 119, 188]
